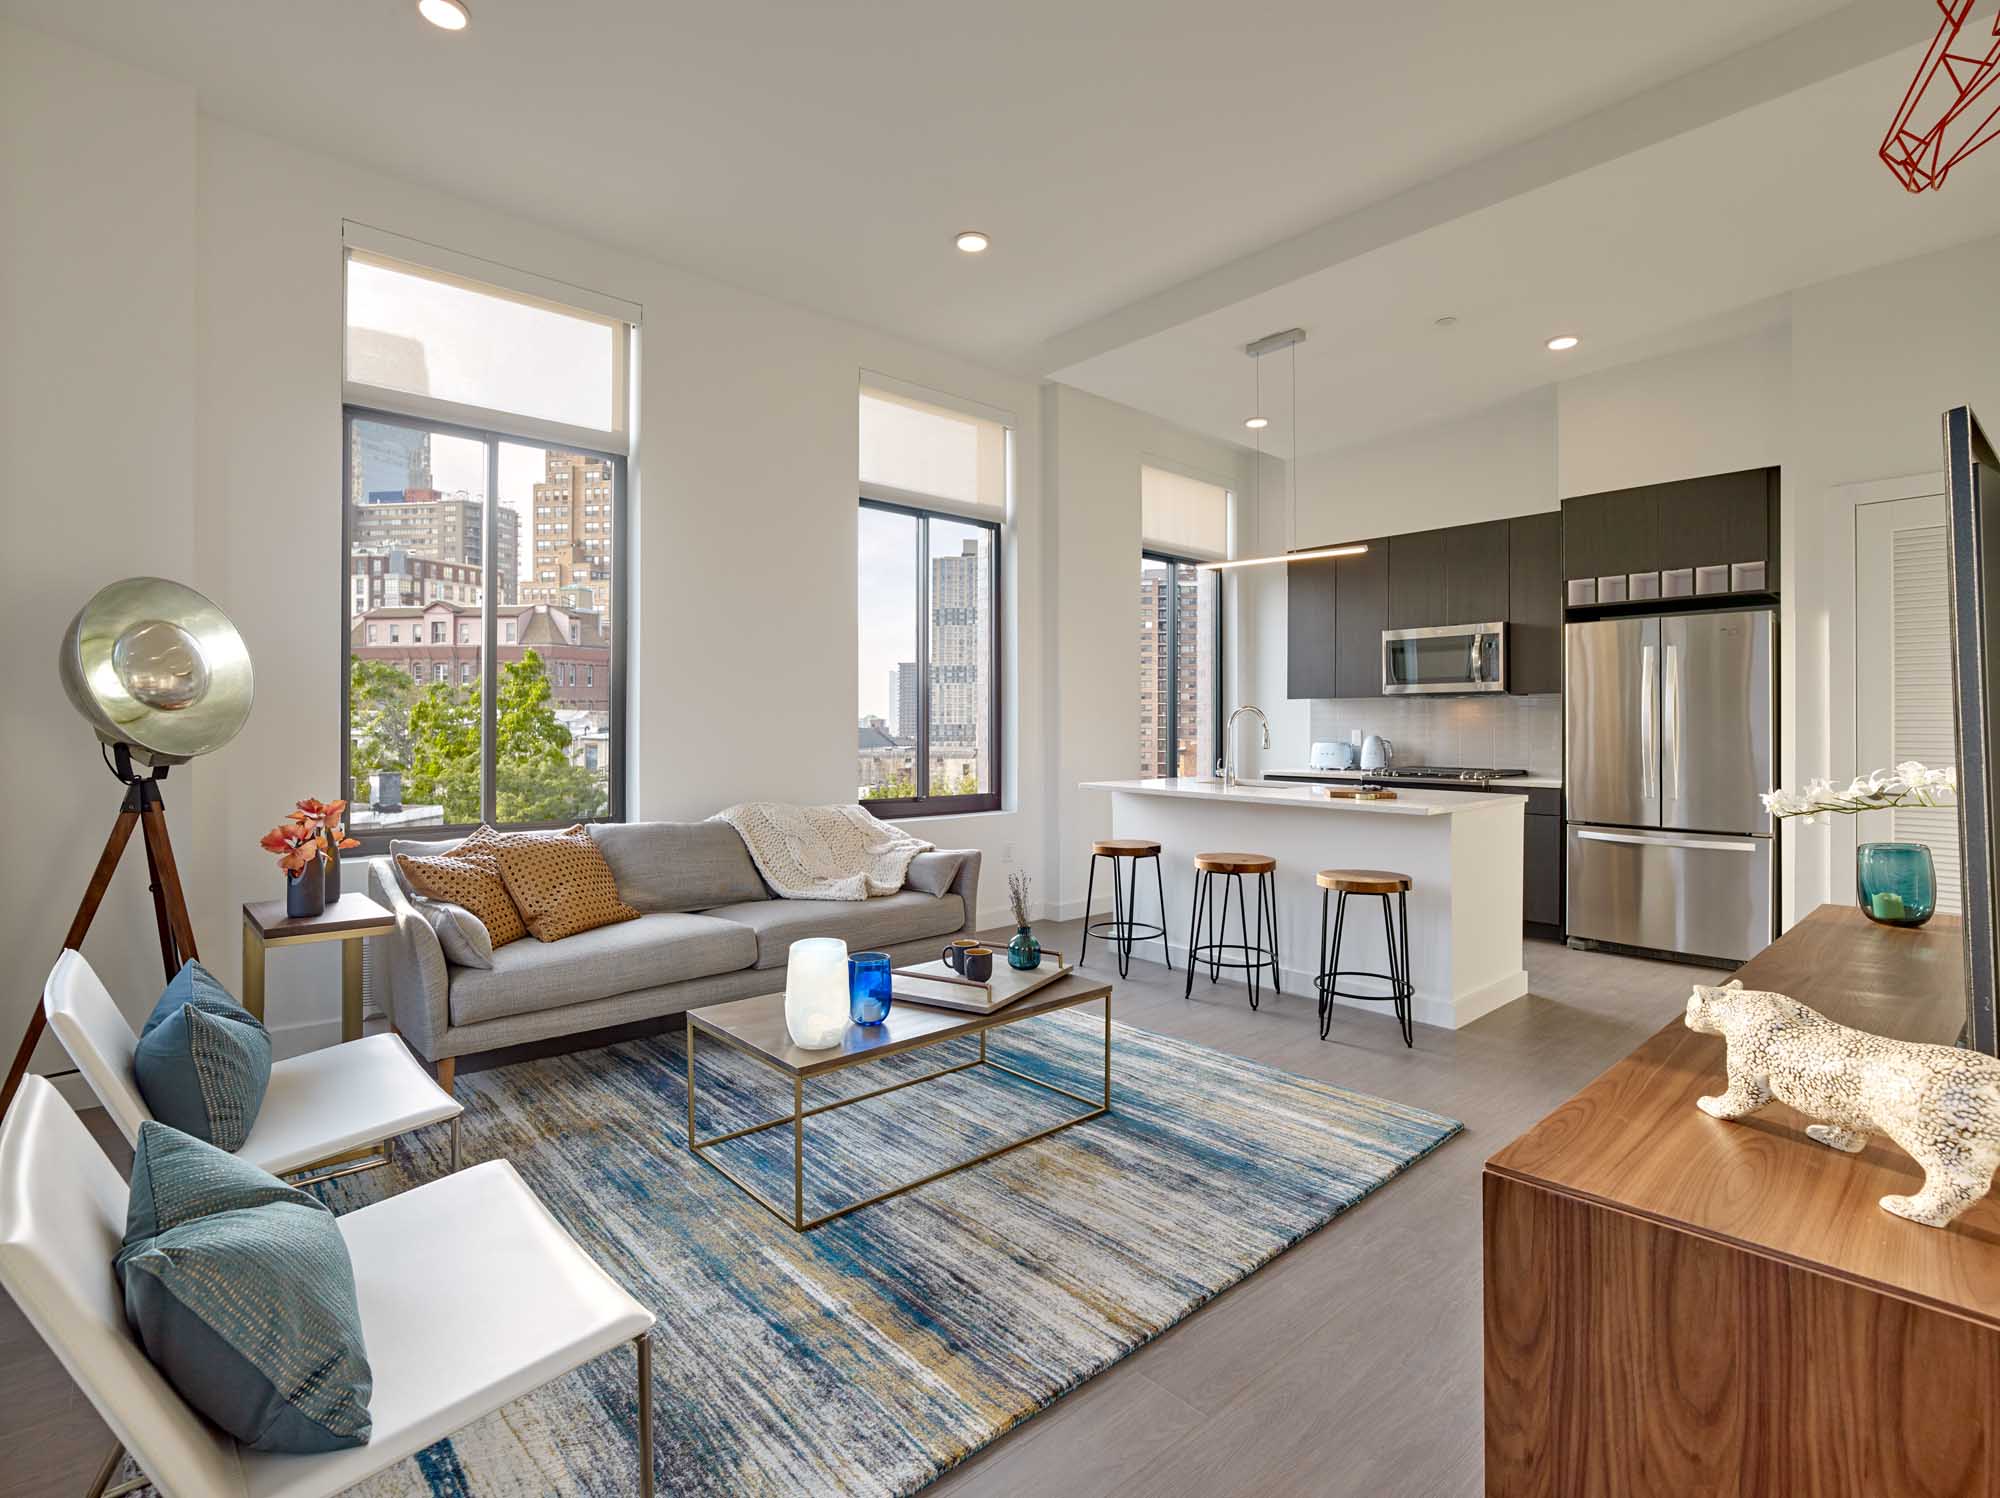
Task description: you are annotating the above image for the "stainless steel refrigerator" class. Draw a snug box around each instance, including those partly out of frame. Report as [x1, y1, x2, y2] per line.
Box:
[1565, 608, 1775, 964]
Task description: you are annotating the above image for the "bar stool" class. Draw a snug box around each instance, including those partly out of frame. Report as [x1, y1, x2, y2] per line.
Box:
[1314, 869, 1414, 1047]
[1081, 839, 1171, 978]
[1184, 852, 1280, 1010]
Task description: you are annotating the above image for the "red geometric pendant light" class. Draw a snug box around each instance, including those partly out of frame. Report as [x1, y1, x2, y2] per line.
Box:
[1881, 0, 2000, 192]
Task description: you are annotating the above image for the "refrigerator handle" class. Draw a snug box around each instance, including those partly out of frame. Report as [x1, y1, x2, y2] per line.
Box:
[1664, 641, 1681, 806]
[1640, 642, 1657, 801]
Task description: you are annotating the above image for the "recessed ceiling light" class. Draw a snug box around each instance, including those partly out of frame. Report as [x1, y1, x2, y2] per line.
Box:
[955, 231, 990, 254]
[1546, 334, 1580, 351]
[1244, 416, 1269, 430]
[418, 0, 470, 30]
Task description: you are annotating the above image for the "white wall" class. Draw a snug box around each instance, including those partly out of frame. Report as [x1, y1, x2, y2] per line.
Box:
[1, 25, 208, 1078]
[1043, 384, 1266, 918]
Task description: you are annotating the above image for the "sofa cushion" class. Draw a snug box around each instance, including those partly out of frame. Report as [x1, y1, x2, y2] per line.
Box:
[491, 825, 640, 942]
[589, 821, 769, 912]
[904, 850, 966, 897]
[703, 892, 966, 970]
[447, 911, 758, 1027]
[394, 827, 528, 949]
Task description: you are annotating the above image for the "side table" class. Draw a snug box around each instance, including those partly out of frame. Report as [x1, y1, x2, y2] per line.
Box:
[241, 892, 396, 1044]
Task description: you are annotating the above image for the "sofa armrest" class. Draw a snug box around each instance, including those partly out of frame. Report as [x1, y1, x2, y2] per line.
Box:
[944, 849, 982, 933]
[365, 859, 452, 1061]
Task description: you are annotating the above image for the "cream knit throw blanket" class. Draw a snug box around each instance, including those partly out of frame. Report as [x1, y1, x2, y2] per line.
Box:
[717, 803, 934, 901]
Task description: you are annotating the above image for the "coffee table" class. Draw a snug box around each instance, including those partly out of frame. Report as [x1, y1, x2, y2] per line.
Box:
[685, 973, 1112, 1231]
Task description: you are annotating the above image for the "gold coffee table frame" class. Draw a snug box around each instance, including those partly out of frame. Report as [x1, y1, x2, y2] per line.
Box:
[685, 975, 1112, 1231]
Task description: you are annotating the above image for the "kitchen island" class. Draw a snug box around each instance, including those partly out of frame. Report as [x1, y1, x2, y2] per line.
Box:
[1081, 778, 1527, 1031]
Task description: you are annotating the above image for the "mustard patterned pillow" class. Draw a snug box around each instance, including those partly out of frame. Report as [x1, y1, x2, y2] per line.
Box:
[490, 825, 640, 943]
[394, 827, 528, 949]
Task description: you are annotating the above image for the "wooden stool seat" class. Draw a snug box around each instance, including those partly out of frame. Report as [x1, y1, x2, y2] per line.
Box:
[1092, 838, 1162, 858]
[1194, 851, 1277, 876]
[1316, 868, 1412, 895]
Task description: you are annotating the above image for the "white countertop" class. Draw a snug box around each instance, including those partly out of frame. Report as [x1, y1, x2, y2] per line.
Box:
[1269, 768, 1563, 790]
[1080, 778, 1522, 817]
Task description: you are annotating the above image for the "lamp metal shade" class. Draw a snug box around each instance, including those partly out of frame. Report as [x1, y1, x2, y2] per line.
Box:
[59, 577, 253, 766]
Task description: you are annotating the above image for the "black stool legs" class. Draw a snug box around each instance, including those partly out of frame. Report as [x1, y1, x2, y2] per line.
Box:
[1081, 852, 1171, 978]
[1314, 886, 1413, 1047]
[1184, 868, 1280, 1010]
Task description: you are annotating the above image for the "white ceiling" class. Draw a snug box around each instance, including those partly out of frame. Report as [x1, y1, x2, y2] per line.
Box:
[2, 0, 1897, 380]
[1053, 40, 2000, 455]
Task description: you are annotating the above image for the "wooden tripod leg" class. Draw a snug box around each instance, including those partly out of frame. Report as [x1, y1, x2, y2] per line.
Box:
[2, 810, 141, 1115]
[138, 813, 179, 978]
[138, 800, 199, 974]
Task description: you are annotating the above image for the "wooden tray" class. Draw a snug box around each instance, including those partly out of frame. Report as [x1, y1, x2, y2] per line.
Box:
[1322, 785, 1397, 800]
[891, 950, 1073, 1014]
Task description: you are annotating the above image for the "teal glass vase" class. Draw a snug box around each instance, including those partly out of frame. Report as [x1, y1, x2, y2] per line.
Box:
[1007, 926, 1042, 970]
[1856, 842, 1936, 928]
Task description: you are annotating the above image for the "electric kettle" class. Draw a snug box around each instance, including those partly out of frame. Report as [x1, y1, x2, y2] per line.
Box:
[1360, 734, 1394, 772]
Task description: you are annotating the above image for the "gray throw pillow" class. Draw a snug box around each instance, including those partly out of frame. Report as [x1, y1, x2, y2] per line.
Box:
[904, 851, 966, 897]
[412, 896, 495, 969]
[132, 960, 272, 1152]
[117, 1122, 374, 1453]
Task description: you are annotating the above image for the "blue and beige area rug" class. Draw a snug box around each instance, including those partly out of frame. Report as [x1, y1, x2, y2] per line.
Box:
[309, 1011, 1460, 1496]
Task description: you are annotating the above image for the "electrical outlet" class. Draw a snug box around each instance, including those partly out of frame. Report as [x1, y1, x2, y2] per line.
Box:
[1002, 841, 1017, 865]
[1350, 729, 1362, 746]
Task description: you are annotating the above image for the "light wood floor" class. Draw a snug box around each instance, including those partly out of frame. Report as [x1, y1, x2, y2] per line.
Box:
[0, 924, 1722, 1498]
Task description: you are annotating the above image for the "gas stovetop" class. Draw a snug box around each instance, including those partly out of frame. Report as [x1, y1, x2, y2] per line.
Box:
[1374, 766, 1530, 782]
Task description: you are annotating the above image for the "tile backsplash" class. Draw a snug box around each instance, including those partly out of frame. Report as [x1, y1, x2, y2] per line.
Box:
[1304, 694, 1562, 774]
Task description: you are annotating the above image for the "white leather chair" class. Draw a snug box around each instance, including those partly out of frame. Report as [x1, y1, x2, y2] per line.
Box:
[44, 948, 462, 1182]
[0, 1075, 657, 1498]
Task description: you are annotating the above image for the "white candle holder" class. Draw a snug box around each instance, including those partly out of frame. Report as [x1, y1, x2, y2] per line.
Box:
[784, 937, 850, 1049]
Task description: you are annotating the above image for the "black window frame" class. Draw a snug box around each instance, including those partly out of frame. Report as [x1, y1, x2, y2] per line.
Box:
[858, 497, 1003, 818]
[1142, 548, 1225, 780]
[341, 404, 628, 853]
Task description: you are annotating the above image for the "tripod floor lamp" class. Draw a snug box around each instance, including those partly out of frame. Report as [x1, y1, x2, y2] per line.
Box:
[1, 577, 254, 1115]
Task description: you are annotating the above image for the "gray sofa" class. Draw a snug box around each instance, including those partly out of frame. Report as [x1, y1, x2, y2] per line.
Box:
[365, 820, 981, 1079]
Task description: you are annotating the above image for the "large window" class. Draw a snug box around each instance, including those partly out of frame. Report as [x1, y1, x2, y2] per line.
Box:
[856, 384, 1008, 816]
[1140, 555, 1219, 777]
[1139, 465, 1229, 778]
[341, 238, 634, 844]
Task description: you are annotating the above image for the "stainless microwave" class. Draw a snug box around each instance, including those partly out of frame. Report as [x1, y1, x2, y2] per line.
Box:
[1382, 621, 1507, 694]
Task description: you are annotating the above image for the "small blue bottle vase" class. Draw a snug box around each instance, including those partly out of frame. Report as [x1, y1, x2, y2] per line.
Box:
[848, 950, 894, 1024]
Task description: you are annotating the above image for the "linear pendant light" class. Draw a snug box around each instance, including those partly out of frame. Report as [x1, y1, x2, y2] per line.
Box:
[1202, 328, 1368, 571]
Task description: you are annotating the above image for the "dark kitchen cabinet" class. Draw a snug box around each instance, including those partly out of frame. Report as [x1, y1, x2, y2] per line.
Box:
[1445, 520, 1511, 624]
[1524, 810, 1561, 929]
[1334, 539, 1389, 698]
[1387, 529, 1450, 628]
[1286, 556, 1339, 700]
[1564, 468, 1777, 593]
[1507, 511, 1562, 695]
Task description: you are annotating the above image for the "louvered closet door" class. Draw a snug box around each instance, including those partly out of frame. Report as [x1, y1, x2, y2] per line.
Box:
[1856, 495, 1961, 914]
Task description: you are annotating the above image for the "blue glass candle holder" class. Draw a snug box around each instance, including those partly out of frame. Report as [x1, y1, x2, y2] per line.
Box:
[1856, 841, 1936, 928]
[848, 950, 894, 1025]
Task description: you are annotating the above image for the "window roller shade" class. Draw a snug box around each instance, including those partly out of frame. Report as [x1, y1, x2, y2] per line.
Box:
[860, 387, 1007, 518]
[1142, 465, 1229, 561]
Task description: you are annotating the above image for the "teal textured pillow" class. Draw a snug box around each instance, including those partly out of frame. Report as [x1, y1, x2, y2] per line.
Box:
[133, 959, 272, 1150]
[116, 1122, 373, 1453]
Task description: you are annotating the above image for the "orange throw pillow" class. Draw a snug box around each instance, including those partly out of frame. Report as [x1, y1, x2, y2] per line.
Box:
[395, 826, 528, 950]
[490, 825, 640, 943]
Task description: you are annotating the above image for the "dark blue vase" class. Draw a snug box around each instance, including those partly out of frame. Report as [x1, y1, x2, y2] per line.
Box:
[1856, 842, 1935, 927]
[848, 950, 893, 1025]
[286, 858, 326, 919]
[1007, 926, 1041, 970]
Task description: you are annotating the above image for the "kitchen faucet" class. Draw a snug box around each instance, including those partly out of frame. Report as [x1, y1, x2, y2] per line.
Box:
[1221, 705, 1270, 788]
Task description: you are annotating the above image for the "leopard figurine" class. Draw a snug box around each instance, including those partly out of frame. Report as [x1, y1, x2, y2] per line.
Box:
[1684, 980, 2000, 1228]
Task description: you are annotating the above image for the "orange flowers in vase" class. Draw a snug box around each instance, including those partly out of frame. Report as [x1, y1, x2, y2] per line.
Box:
[260, 798, 359, 917]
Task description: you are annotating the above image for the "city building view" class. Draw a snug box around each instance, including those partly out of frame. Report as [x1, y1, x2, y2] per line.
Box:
[346, 415, 615, 830]
[1139, 558, 1214, 778]
[856, 528, 993, 801]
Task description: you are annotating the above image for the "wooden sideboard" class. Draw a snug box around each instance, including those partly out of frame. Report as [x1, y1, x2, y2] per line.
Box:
[1484, 905, 2000, 1497]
